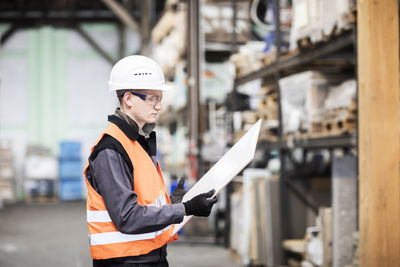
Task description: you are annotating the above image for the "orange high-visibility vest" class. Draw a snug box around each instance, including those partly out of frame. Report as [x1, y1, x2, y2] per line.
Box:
[84, 122, 178, 260]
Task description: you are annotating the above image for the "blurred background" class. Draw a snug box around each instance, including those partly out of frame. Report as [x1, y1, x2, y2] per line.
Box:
[0, 0, 399, 267]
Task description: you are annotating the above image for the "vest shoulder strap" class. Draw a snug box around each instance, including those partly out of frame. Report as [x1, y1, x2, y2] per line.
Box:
[90, 134, 133, 174]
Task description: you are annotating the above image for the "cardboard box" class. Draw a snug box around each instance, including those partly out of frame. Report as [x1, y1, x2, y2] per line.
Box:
[0, 161, 14, 179]
[0, 180, 15, 202]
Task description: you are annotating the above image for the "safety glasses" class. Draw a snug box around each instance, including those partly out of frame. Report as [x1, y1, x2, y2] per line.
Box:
[129, 91, 163, 105]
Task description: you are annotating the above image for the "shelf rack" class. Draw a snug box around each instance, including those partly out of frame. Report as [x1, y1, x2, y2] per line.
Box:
[259, 133, 357, 150]
[235, 31, 355, 86]
[227, 1, 358, 262]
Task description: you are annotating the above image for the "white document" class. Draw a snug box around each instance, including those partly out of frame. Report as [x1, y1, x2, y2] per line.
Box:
[172, 119, 262, 236]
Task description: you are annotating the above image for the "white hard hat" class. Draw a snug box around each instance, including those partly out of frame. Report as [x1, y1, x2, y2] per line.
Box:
[108, 55, 167, 91]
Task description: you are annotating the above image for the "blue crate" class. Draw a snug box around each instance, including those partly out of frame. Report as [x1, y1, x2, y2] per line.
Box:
[59, 160, 82, 179]
[59, 176, 82, 182]
[59, 141, 81, 160]
[59, 179, 83, 201]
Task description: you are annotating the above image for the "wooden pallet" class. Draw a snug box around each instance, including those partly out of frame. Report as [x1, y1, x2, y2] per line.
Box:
[296, 36, 317, 50]
[308, 117, 356, 138]
[259, 96, 278, 110]
[259, 85, 278, 96]
[325, 118, 356, 131]
[258, 120, 279, 142]
[297, 21, 354, 51]
[262, 50, 277, 67]
[259, 132, 279, 143]
[322, 22, 353, 42]
[25, 195, 59, 204]
[280, 48, 300, 61]
[257, 110, 278, 122]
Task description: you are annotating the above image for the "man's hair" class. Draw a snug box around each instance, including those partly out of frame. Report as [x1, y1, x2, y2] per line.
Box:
[116, 89, 130, 104]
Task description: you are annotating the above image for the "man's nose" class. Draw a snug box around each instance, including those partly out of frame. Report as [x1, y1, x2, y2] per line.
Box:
[155, 101, 163, 111]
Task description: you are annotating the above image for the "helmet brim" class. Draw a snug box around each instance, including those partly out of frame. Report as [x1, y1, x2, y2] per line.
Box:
[108, 81, 170, 91]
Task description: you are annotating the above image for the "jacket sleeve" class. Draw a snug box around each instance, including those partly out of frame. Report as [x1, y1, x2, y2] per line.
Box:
[90, 148, 185, 234]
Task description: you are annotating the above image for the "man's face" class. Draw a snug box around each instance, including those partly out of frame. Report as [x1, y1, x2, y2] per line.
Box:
[127, 89, 163, 126]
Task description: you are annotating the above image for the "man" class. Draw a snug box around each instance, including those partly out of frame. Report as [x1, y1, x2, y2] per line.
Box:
[84, 55, 217, 267]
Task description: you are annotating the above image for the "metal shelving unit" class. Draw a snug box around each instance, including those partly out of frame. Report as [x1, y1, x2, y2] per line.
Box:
[235, 31, 355, 86]
[259, 133, 356, 150]
[228, 1, 358, 264]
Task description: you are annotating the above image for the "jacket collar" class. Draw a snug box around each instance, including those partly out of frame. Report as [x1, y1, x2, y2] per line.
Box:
[107, 114, 158, 160]
[107, 114, 157, 141]
[108, 115, 140, 141]
[114, 108, 156, 137]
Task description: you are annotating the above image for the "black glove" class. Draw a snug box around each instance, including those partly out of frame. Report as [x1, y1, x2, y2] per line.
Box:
[183, 189, 217, 217]
[170, 177, 187, 204]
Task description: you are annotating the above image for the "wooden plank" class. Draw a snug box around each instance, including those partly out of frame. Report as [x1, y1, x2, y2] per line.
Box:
[357, 1, 400, 266]
[320, 207, 332, 267]
[256, 178, 268, 265]
[249, 180, 259, 264]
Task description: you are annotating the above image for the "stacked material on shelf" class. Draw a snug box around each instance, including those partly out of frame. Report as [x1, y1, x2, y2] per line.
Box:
[0, 140, 15, 205]
[233, 110, 259, 142]
[258, 86, 279, 122]
[230, 181, 245, 257]
[283, 207, 332, 267]
[201, 102, 229, 162]
[152, 3, 187, 77]
[279, 71, 352, 138]
[310, 79, 356, 137]
[204, 62, 236, 104]
[257, 85, 279, 142]
[229, 41, 267, 78]
[289, 0, 355, 50]
[157, 125, 188, 176]
[250, 0, 292, 54]
[282, 239, 306, 266]
[201, 0, 250, 44]
[279, 71, 330, 137]
[24, 145, 58, 203]
[250, 175, 281, 266]
[58, 141, 83, 201]
[230, 168, 281, 266]
[152, 9, 178, 44]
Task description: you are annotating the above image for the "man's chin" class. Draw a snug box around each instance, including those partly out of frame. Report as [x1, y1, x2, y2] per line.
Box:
[146, 118, 157, 124]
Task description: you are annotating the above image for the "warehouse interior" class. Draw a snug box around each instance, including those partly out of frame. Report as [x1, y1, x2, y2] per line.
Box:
[0, 0, 399, 266]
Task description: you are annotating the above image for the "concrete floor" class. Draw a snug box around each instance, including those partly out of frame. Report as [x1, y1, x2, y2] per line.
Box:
[0, 201, 242, 267]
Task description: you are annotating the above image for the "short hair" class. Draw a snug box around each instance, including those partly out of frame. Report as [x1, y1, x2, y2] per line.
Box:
[116, 89, 130, 104]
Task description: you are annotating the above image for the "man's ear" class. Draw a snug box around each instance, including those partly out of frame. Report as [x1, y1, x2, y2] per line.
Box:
[123, 92, 134, 108]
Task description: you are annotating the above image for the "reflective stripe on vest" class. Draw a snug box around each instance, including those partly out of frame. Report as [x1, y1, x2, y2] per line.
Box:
[89, 225, 172, 246]
[87, 194, 166, 223]
[87, 194, 169, 246]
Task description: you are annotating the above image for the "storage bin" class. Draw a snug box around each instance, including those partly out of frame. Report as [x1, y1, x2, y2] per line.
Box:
[59, 160, 82, 179]
[59, 141, 81, 160]
[59, 179, 83, 201]
[0, 180, 15, 202]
